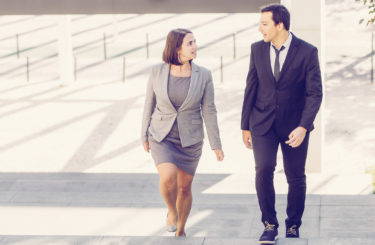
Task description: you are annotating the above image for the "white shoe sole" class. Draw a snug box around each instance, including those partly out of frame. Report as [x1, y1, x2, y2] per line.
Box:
[259, 236, 278, 244]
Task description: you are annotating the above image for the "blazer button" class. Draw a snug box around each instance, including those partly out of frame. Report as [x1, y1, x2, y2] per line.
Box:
[276, 105, 279, 109]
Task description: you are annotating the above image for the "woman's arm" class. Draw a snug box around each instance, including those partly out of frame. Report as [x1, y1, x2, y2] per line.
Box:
[201, 71, 222, 151]
[141, 70, 156, 144]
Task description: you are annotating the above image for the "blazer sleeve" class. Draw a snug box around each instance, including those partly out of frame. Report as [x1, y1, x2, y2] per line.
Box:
[299, 47, 323, 131]
[201, 71, 222, 150]
[141, 69, 156, 143]
[241, 44, 258, 130]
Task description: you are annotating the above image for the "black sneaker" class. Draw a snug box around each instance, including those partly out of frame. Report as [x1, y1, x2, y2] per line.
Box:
[286, 225, 299, 238]
[259, 221, 278, 244]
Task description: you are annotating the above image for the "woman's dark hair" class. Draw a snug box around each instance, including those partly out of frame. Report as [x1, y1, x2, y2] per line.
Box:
[162, 28, 192, 65]
[261, 4, 290, 31]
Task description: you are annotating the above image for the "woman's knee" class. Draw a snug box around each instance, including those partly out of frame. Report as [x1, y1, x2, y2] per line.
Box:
[160, 174, 177, 187]
[158, 163, 178, 186]
[176, 169, 194, 196]
[177, 183, 192, 196]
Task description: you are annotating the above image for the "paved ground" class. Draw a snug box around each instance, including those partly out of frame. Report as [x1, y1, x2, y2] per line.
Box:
[0, 173, 374, 244]
[1, 0, 375, 244]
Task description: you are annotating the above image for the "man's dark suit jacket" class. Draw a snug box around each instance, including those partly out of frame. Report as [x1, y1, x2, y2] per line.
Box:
[241, 34, 323, 137]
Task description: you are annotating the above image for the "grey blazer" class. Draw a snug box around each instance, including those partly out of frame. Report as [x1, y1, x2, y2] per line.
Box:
[141, 62, 222, 150]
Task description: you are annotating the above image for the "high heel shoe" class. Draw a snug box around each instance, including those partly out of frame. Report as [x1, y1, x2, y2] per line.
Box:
[166, 213, 177, 232]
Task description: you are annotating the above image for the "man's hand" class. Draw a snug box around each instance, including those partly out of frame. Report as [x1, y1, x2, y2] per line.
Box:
[242, 130, 253, 149]
[285, 126, 307, 148]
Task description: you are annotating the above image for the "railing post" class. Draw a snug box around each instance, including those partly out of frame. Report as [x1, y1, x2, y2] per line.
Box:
[26, 56, 29, 82]
[103, 32, 107, 60]
[146, 33, 149, 59]
[122, 56, 126, 82]
[74, 55, 77, 81]
[16, 33, 20, 59]
[233, 32, 236, 59]
[220, 56, 223, 83]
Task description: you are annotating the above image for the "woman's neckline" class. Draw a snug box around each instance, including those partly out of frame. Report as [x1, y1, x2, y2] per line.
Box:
[170, 74, 191, 78]
[169, 63, 192, 78]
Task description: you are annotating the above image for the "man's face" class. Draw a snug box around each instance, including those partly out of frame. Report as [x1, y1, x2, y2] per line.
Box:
[258, 11, 279, 43]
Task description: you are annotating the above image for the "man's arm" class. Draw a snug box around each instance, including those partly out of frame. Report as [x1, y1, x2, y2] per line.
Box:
[299, 47, 323, 131]
[241, 44, 258, 131]
[241, 44, 258, 150]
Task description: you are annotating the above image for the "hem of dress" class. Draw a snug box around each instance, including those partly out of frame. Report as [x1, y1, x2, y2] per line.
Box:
[154, 161, 196, 176]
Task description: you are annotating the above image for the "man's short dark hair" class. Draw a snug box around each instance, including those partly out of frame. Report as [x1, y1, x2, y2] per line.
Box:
[162, 28, 192, 65]
[261, 4, 290, 31]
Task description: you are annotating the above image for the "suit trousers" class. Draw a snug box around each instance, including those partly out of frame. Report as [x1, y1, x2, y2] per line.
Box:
[252, 122, 310, 229]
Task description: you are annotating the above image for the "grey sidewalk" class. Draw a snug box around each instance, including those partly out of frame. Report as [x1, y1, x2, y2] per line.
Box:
[1, 236, 374, 245]
[1, 1, 375, 244]
[1, 173, 374, 244]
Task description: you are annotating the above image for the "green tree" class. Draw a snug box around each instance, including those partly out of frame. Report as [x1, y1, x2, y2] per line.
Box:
[357, 0, 375, 25]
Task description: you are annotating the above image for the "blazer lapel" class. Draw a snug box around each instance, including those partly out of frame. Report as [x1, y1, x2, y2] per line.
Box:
[278, 33, 300, 81]
[178, 62, 199, 111]
[161, 63, 176, 112]
[262, 42, 276, 82]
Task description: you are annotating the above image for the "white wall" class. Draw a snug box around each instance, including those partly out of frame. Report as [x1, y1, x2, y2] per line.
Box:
[282, 0, 325, 172]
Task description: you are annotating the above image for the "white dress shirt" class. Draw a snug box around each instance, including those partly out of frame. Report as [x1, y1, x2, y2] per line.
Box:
[270, 32, 293, 75]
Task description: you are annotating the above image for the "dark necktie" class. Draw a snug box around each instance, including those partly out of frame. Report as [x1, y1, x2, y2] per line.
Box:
[273, 45, 285, 81]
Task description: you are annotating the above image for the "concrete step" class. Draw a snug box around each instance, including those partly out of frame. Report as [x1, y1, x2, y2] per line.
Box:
[1, 173, 374, 241]
[0, 236, 374, 245]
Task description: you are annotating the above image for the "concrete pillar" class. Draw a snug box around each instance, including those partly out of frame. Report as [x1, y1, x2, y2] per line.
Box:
[281, 0, 325, 172]
[58, 15, 74, 86]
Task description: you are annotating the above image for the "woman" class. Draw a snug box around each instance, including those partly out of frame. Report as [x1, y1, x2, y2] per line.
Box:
[141, 28, 224, 237]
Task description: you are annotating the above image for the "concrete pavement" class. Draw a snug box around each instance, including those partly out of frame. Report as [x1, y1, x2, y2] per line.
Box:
[1, 1, 375, 244]
[0, 173, 374, 244]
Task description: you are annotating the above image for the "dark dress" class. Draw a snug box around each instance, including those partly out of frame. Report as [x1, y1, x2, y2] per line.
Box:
[149, 74, 203, 176]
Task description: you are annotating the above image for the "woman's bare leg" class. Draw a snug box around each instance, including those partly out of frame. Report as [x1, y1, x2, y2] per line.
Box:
[157, 163, 178, 227]
[175, 168, 194, 236]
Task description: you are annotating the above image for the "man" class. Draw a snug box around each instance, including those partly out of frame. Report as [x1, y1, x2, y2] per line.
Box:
[241, 4, 322, 244]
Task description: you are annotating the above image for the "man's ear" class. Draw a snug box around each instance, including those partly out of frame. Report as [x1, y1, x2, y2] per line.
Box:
[277, 22, 284, 31]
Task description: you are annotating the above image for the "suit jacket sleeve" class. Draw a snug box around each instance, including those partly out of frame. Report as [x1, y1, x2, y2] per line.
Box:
[299, 47, 323, 131]
[201, 71, 222, 150]
[241, 44, 258, 130]
[141, 68, 156, 143]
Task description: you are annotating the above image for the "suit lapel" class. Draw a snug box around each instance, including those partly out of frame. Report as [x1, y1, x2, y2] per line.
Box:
[278, 33, 300, 82]
[161, 63, 176, 111]
[262, 42, 276, 82]
[179, 62, 198, 111]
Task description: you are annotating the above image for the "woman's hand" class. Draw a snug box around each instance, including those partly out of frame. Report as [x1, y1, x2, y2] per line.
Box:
[214, 149, 224, 161]
[142, 142, 150, 152]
